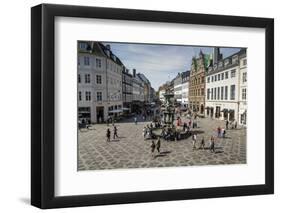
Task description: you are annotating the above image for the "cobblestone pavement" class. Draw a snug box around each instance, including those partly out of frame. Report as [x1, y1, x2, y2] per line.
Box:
[78, 115, 246, 171]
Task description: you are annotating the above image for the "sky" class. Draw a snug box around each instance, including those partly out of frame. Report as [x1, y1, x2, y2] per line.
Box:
[103, 42, 241, 90]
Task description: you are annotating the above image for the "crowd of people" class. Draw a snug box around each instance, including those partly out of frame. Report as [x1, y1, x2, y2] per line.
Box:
[102, 106, 240, 158]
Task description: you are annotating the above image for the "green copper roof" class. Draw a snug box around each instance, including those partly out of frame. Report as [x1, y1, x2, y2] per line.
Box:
[204, 54, 211, 68]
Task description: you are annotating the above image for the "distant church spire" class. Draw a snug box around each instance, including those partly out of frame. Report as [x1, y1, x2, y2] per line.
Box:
[213, 47, 220, 65]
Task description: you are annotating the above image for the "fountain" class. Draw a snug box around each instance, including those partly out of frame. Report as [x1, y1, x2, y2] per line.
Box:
[162, 89, 175, 128]
[150, 88, 178, 139]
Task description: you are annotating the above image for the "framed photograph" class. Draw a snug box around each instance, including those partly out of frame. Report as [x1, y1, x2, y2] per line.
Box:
[31, 4, 274, 209]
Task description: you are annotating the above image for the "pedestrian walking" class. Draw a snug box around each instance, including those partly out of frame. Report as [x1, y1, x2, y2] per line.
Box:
[192, 133, 197, 150]
[217, 126, 221, 138]
[134, 116, 138, 125]
[221, 128, 225, 138]
[151, 141, 156, 158]
[199, 137, 205, 149]
[210, 136, 215, 153]
[106, 128, 111, 142]
[226, 120, 229, 130]
[156, 137, 161, 153]
[113, 126, 118, 139]
[223, 128, 226, 138]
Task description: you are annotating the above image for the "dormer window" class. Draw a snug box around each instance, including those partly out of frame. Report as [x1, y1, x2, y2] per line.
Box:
[224, 59, 229, 66]
[213, 64, 217, 70]
[232, 55, 238, 64]
[218, 61, 223, 68]
[79, 42, 87, 50]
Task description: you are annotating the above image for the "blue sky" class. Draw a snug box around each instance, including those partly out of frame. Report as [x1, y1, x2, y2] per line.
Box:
[103, 42, 241, 90]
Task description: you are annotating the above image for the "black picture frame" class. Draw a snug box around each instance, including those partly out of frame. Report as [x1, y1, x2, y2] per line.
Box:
[31, 3, 274, 209]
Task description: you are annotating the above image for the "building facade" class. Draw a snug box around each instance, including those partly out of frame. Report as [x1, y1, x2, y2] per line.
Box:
[189, 51, 211, 115]
[122, 69, 133, 113]
[205, 48, 247, 125]
[238, 52, 247, 126]
[131, 69, 145, 113]
[173, 73, 183, 104]
[137, 73, 152, 103]
[78, 41, 123, 123]
[181, 70, 190, 107]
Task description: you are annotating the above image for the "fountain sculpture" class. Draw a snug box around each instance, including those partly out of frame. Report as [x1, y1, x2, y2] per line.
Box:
[150, 88, 177, 139]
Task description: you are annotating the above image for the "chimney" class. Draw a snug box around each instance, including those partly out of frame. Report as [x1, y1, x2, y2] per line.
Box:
[133, 69, 136, 77]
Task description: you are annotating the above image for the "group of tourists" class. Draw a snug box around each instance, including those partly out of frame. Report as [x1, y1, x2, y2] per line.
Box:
[226, 119, 238, 130]
[216, 126, 226, 138]
[191, 134, 216, 152]
[106, 125, 119, 142]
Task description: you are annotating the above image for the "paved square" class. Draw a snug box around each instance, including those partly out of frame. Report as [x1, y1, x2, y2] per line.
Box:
[78, 116, 246, 170]
[78, 115, 246, 170]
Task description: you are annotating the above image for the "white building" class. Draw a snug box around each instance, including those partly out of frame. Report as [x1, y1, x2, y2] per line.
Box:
[173, 73, 183, 104]
[238, 53, 247, 126]
[205, 48, 247, 125]
[181, 70, 190, 107]
[78, 41, 123, 123]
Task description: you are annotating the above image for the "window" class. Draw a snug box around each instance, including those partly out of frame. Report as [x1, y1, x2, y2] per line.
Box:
[225, 86, 228, 100]
[243, 59, 247, 65]
[230, 85, 235, 100]
[78, 91, 82, 101]
[84, 56, 90, 65]
[214, 88, 216, 100]
[201, 88, 204, 96]
[211, 88, 213, 100]
[96, 75, 102, 84]
[218, 74, 220, 81]
[221, 86, 224, 100]
[242, 72, 247, 83]
[225, 71, 229, 79]
[96, 58, 102, 68]
[85, 91, 91, 101]
[85, 74, 90, 83]
[84, 56, 90, 66]
[217, 87, 220, 100]
[211, 76, 214, 82]
[207, 77, 210, 83]
[201, 77, 204, 83]
[231, 69, 236, 78]
[207, 88, 210, 100]
[79, 42, 87, 49]
[242, 88, 247, 100]
[221, 73, 224, 80]
[232, 55, 238, 64]
[97, 92, 102, 101]
[78, 74, 81, 83]
[214, 75, 217, 81]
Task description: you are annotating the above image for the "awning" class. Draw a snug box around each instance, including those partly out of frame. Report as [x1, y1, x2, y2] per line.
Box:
[108, 109, 123, 113]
